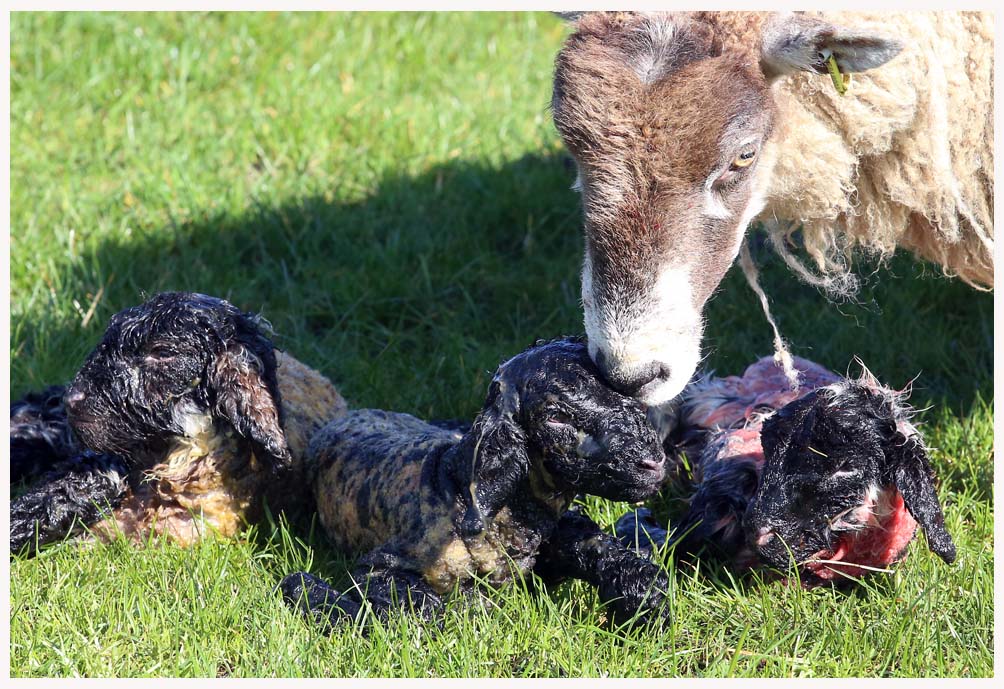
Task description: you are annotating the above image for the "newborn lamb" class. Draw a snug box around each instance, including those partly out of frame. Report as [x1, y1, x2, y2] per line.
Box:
[10, 292, 346, 554]
[616, 356, 956, 585]
[280, 337, 671, 629]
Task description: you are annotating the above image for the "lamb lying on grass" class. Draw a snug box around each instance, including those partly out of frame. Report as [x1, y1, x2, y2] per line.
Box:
[616, 356, 956, 586]
[10, 292, 346, 554]
[280, 337, 672, 630]
[10, 310, 671, 628]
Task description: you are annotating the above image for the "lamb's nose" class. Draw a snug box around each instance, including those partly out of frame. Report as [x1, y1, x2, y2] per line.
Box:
[64, 388, 86, 409]
[754, 527, 776, 547]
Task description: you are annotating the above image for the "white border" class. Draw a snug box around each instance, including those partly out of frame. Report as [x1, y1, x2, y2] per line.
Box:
[4, 3, 1000, 684]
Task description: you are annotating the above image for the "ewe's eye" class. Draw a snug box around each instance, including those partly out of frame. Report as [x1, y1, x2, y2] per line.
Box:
[730, 148, 757, 169]
[713, 148, 759, 190]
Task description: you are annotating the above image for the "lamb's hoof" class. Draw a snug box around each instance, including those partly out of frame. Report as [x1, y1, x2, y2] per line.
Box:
[279, 571, 361, 633]
[614, 508, 667, 556]
[604, 573, 672, 630]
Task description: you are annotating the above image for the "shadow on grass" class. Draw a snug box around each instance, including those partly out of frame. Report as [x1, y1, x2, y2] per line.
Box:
[12, 151, 992, 413]
[11, 151, 585, 418]
[10, 149, 993, 581]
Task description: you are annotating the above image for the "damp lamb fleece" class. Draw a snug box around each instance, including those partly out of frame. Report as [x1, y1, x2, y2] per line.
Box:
[765, 11, 993, 289]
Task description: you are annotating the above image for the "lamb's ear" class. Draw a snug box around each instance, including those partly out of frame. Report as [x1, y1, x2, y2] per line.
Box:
[760, 390, 821, 460]
[210, 321, 292, 469]
[760, 12, 903, 81]
[459, 374, 529, 537]
[884, 433, 956, 564]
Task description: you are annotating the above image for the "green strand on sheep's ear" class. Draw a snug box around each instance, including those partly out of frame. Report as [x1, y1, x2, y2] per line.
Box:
[824, 54, 849, 96]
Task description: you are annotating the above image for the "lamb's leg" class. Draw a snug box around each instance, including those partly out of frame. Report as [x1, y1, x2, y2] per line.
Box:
[614, 507, 669, 556]
[10, 452, 129, 555]
[280, 558, 444, 633]
[535, 509, 670, 626]
[278, 571, 363, 633]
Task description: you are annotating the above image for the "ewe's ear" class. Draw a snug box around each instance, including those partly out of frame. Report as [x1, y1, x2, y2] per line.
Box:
[760, 12, 903, 80]
[209, 320, 291, 469]
[884, 433, 957, 564]
[460, 374, 529, 537]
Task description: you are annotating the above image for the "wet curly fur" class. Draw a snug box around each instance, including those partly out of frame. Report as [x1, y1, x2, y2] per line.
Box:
[10, 451, 129, 555]
[748, 380, 956, 577]
[11, 387, 131, 555]
[10, 385, 78, 485]
[280, 338, 671, 630]
[9, 292, 346, 554]
[617, 357, 955, 586]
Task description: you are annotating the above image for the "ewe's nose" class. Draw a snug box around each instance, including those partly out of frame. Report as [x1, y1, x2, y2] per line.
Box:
[594, 350, 670, 397]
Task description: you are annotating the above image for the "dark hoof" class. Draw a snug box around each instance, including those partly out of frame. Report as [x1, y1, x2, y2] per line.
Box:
[279, 571, 361, 633]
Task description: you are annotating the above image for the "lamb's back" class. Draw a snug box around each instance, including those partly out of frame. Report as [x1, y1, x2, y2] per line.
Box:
[308, 409, 462, 553]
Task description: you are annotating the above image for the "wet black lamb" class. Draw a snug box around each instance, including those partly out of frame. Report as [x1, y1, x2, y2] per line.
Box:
[281, 337, 672, 630]
[10, 292, 346, 555]
[616, 356, 956, 586]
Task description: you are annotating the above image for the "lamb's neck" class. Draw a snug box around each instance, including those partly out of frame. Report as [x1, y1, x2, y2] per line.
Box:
[438, 432, 484, 506]
[152, 415, 249, 481]
[525, 463, 576, 518]
[439, 433, 573, 526]
[424, 431, 475, 508]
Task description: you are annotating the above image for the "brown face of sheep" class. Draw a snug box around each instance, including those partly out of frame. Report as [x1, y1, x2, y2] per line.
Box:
[64, 292, 291, 468]
[552, 12, 902, 406]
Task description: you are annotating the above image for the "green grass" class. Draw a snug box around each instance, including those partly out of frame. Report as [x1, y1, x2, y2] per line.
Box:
[9, 11, 993, 678]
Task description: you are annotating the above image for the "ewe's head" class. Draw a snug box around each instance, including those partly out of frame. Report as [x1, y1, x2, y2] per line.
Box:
[460, 337, 666, 536]
[65, 292, 291, 467]
[552, 12, 902, 407]
[744, 382, 956, 581]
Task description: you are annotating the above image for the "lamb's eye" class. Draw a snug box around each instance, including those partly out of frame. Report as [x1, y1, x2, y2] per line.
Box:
[731, 148, 757, 169]
[546, 411, 574, 428]
[144, 346, 175, 362]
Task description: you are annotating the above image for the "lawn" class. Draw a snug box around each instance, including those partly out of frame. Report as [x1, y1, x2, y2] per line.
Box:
[8, 11, 993, 678]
